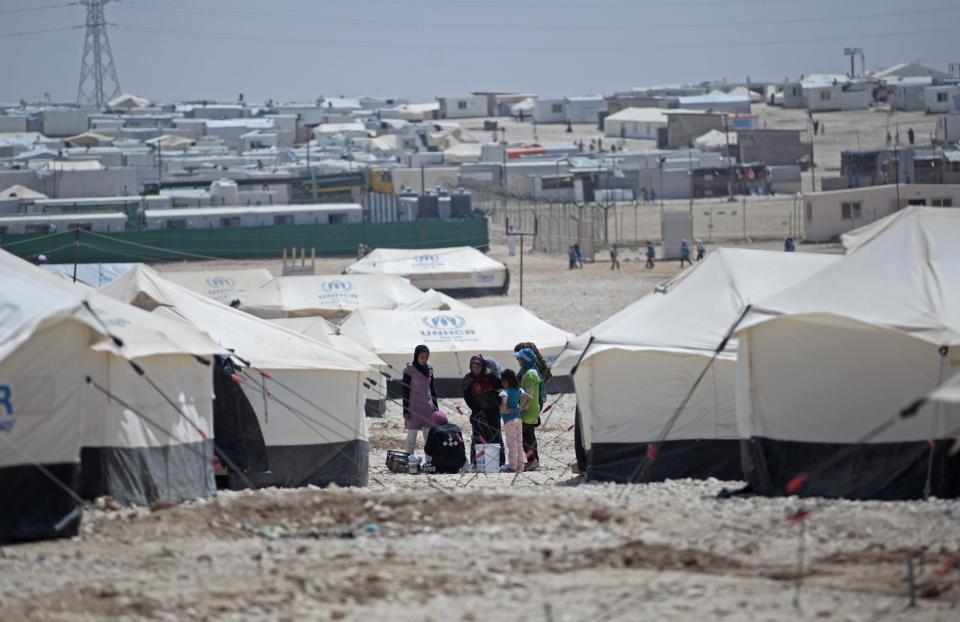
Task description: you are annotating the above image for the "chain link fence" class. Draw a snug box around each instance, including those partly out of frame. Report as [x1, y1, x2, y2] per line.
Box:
[472, 184, 806, 255]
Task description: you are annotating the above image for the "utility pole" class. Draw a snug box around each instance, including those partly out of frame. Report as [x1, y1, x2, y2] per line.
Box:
[808, 115, 817, 192]
[506, 216, 537, 307]
[77, 0, 122, 108]
[724, 115, 735, 199]
[843, 47, 863, 78]
[301, 117, 318, 202]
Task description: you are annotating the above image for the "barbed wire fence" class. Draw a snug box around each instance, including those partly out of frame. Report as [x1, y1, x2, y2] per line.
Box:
[465, 180, 806, 255]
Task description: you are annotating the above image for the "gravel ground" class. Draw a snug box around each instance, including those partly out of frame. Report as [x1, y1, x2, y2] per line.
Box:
[3, 241, 957, 621]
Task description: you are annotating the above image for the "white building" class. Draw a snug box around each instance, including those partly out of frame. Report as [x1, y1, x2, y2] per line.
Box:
[888, 77, 934, 112]
[564, 96, 608, 124]
[40, 109, 91, 137]
[804, 82, 872, 112]
[925, 85, 960, 114]
[780, 82, 806, 108]
[676, 93, 751, 115]
[312, 122, 369, 146]
[937, 112, 960, 143]
[603, 107, 669, 139]
[0, 212, 127, 234]
[803, 184, 960, 242]
[533, 96, 608, 124]
[437, 95, 488, 119]
[143, 203, 362, 231]
[533, 97, 567, 124]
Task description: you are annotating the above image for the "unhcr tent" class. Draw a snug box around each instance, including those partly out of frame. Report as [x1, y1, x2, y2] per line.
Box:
[242, 274, 425, 321]
[270, 315, 388, 417]
[101, 266, 374, 488]
[42, 263, 136, 288]
[344, 247, 509, 297]
[77, 293, 221, 505]
[555, 249, 837, 483]
[0, 253, 107, 543]
[396, 289, 470, 312]
[161, 268, 275, 307]
[5, 252, 223, 507]
[736, 207, 960, 500]
[339, 305, 573, 396]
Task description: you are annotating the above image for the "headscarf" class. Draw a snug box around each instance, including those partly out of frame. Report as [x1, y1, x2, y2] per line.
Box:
[469, 354, 486, 376]
[412, 344, 430, 376]
[515, 348, 540, 381]
[513, 342, 552, 382]
[432, 410, 448, 426]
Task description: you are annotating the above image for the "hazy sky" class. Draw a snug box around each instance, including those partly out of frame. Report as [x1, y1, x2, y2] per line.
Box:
[1, 0, 957, 104]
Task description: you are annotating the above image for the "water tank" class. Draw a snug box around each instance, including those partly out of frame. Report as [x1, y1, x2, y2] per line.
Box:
[418, 192, 439, 219]
[398, 195, 419, 221]
[450, 189, 472, 218]
[210, 179, 239, 206]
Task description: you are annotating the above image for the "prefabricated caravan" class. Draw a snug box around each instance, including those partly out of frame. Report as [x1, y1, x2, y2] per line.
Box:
[925, 85, 960, 114]
[438, 95, 488, 119]
[0, 212, 127, 235]
[143, 204, 362, 231]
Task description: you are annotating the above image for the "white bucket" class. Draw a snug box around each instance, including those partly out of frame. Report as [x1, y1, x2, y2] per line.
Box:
[474, 444, 500, 473]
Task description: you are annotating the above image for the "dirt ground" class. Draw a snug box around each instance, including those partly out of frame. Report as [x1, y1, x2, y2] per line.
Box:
[2, 242, 959, 621]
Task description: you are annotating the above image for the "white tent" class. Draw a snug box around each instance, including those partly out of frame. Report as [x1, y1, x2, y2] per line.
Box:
[42, 263, 136, 288]
[109, 93, 151, 110]
[736, 207, 960, 499]
[144, 134, 195, 150]
[396, 289, 471, 312]
[101, 265, 376, 488]
[0, 184, 47, 199]
[6, 251, 224, 507]
[339, 305, 573, 396]
[344, 247, 508, 297]
[0, 251, 107, 543]
[160, 268, 275, 307]
[270, 316, 388, 417]
[65, 131, 115, 148]
[556, 249, 837, 483]
[242, 274, 426, 321]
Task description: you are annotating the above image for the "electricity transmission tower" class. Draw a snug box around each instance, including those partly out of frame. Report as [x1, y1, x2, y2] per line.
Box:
[76, 0, 121, 108]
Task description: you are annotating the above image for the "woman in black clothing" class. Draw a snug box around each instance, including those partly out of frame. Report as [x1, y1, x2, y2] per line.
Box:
[461, 354, 503, 466]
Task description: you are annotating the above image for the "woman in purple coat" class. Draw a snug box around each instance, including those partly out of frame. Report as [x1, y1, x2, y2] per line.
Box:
[403, 344, 439, 455]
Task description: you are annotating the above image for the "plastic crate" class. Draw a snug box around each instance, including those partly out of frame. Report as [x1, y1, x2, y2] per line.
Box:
[386, 450, 409, 474]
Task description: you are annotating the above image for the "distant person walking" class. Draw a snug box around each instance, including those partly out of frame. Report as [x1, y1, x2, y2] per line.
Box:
[507, 224, 518, 257]
[403, 345, 439, 455]
[573, 244, 583, 269]
[568, 246, 577, 270]
[609, 244, 621, 270]
[785, 237, 796, 252]
[696, 239, 706, 261]
[680, 239, 692, 268]
[908, 128, 915, 145]
[645, 240, 656, 269]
